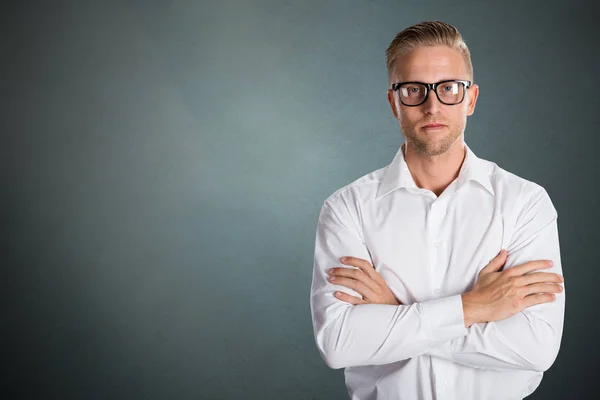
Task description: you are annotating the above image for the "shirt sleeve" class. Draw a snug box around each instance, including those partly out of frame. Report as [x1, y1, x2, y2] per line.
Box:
[310, 198, 468, 369]
[427, 187, 565, 372]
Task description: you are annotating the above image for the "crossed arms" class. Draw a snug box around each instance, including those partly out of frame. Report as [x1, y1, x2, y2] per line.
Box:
[309, 188, 565, 372]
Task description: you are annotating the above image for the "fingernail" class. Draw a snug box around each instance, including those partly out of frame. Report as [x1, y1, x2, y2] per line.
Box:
[329, 276, 336, 281]
[549, 261, 554, 267]
[340, 257, 347, 263]
[328, 268, 333, 274]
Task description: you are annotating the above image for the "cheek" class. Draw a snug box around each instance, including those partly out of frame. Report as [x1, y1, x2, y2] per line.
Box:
[448, 108, 468, 125]
[398, 109, 420, 125]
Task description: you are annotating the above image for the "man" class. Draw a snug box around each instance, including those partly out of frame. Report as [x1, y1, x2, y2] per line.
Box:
[310, 21, 565, 400]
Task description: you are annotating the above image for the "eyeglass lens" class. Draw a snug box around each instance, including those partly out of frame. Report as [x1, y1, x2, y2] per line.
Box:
[399, 81, 465, 105]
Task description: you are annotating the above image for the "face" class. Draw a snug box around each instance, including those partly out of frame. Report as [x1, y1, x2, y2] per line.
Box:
[387, 45, 479, 157]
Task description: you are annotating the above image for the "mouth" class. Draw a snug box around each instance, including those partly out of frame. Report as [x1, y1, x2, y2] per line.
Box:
[421, 123, 446, 131]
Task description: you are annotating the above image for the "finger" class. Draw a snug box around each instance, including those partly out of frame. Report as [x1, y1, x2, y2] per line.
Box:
[328, 275, 378, 300]
[341, 256, 381, 282]
[516, 271, 564, 286]
[520, 293, 556, 309]
[334, 291, 367, 305]
[505, 260, 554, 277]
[480, 249, 508, 274]
[519, 283, 563, 297]
[329, 267, 381, 293]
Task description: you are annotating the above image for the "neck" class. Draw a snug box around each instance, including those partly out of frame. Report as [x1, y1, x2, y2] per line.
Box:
[403, 139, 466, 197]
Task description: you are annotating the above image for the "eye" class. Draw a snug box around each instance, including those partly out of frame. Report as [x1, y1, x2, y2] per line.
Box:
[399, 84, 426, 101]
[403, 86, 422, 94]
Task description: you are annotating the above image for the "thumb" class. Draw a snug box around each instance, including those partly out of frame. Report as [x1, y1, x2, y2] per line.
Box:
[480, 249, 508, 275]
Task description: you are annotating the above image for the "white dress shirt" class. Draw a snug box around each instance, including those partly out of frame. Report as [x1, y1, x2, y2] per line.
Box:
[310, 142, 565, 400]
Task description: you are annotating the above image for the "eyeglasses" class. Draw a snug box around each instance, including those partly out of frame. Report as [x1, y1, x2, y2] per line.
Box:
[390, 79, 472, 106]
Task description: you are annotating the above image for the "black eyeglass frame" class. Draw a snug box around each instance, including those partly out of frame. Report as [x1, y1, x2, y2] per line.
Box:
[390, 79, 472, 107]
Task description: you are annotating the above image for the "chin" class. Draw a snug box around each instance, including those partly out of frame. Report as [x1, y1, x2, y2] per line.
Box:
[407, 135, 457, 156]
[419, 146, 450, 157]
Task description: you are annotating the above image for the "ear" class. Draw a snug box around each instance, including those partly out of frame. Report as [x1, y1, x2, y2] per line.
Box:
[387, 89, 399, 119]
[466, 83, 479, 116]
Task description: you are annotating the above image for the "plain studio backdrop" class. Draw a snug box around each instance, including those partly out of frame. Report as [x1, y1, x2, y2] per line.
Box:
[3, 0, 599, 399]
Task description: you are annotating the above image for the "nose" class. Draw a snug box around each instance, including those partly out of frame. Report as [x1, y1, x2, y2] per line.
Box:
[421, 89, 442, 114]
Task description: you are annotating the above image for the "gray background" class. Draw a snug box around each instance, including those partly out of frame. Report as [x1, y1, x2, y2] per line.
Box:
[4, 0, 599, 399]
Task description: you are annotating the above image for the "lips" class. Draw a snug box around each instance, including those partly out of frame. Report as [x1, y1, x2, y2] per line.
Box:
[422, 123, 446, 128]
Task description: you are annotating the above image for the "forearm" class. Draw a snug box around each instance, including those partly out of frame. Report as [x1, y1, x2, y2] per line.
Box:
[424, 295, 565, 371]
[312, 293, 467, 369]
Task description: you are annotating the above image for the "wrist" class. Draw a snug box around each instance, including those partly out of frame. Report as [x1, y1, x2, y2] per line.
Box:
[461, 292, 480, 328]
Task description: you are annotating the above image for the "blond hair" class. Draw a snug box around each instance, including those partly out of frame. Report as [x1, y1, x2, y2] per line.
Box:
[385, 21, 473, 84]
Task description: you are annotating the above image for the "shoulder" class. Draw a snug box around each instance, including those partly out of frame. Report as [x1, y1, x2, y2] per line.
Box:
[314, 167, 385, 237]
[322, 165, 386, 211]
[484, 157, 557, 219]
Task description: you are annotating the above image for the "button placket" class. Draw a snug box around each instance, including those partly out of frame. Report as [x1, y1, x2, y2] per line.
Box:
[428, 201, 446, 295]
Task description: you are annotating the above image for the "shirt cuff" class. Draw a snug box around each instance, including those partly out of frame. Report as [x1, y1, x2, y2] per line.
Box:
[421, 294, 468, 347]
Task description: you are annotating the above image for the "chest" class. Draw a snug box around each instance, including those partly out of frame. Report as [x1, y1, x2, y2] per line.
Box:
[362, 190, 511, 303]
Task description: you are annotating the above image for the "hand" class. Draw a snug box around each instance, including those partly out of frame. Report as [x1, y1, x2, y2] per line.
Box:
[328, 256, 402, 306]
[461, 249, 564, 327]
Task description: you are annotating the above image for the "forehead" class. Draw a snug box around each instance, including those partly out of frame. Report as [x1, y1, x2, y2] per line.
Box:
[393, 45, 468, 82]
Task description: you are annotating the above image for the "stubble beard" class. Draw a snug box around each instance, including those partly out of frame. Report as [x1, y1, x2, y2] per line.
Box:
[400, 121, 465, 157]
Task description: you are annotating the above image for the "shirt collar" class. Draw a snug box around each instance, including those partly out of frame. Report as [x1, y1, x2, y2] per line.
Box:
[375, 142, 494, 200]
